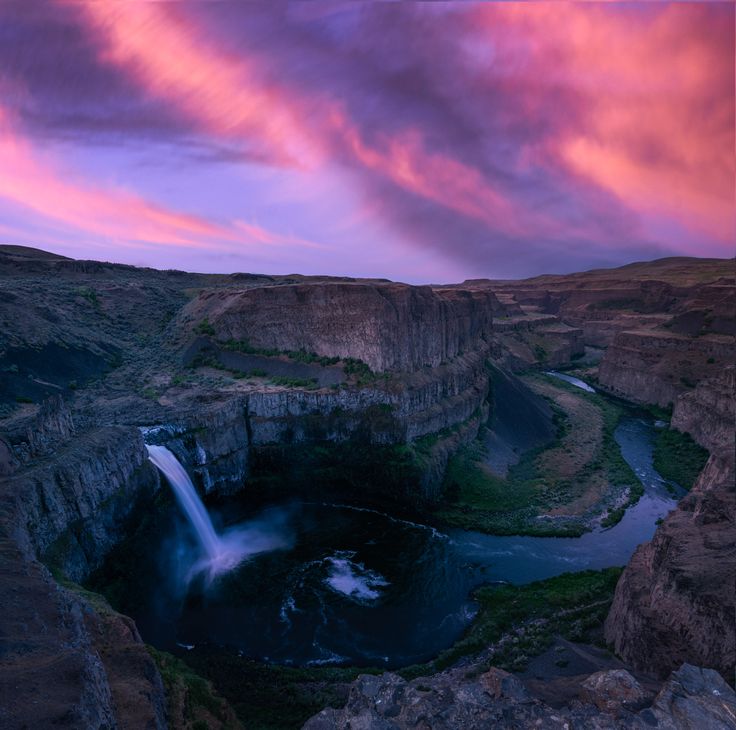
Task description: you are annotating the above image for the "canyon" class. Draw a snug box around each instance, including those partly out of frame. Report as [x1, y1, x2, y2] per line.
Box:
[0, 246, 733, 729]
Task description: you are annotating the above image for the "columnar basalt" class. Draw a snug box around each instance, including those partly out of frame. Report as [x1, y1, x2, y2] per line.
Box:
[178, 282, 496, 372]
[597, 330, 733, 407]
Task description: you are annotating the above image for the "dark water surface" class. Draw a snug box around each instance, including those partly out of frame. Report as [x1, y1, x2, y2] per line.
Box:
[131, 417, 681, 669]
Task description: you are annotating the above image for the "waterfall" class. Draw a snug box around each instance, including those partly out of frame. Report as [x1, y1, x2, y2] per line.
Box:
[145, 444, 290, 583]
[146, 444, 223, 562]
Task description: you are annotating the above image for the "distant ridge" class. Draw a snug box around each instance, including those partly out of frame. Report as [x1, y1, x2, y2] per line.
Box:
[0, 245, 71, 260]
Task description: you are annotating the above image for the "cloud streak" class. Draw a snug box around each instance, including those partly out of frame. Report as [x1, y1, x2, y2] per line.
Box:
[0, 2, 732, 279]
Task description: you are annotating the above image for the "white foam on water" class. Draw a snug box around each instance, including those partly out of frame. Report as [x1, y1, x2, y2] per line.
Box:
[324, 552, 389, 602]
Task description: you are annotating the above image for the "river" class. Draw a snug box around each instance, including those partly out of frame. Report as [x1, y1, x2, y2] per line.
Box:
[128, 412, 682, 668]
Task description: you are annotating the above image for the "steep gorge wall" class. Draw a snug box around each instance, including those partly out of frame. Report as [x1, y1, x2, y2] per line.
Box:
[605, 369, 736, 679]
[604, 454, 736, 679]
[671, 367, 735, 454]
[178, 283, 496, 372]
[2, 399, 159, 583]
[597, 330, 733, 407]
[0, 403, 167, 729]
[149, 350, 490, 509]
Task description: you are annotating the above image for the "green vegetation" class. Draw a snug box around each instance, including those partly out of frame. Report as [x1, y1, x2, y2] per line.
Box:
[247, 439, 422, 507]
[402, 567, 623, 677]
[75, 286, 100, 308]
[653, 428, 709, 490]
[220, 339, 347, 370]
[140, 386, 158, 400]
[434, 374, 640, 535]
[342, 357, 372, 377]
[15, 395, 33, 404]
[148, 647, 239, 729]
[184, 653, 366, 730]
[642, 402, 673, 423]
[601, 507, 625, 528]
[289, 349, 341, 367]
[412, 408, 482, 459]
[195, 318, 216, 336]
[220, 338, 281, 357]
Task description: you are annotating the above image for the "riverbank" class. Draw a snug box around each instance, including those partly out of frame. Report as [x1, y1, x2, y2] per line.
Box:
[431, 372, 643, 536]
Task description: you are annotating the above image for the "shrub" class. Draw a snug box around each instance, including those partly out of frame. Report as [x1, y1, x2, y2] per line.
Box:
[195, 318, 216, 336]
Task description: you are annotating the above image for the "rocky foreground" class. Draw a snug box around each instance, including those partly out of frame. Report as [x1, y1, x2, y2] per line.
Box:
[0, 247, 734, 729]
[305, 664, 736, 730]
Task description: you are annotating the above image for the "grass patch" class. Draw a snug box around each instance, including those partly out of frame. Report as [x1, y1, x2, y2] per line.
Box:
[601, 507, 625, 528]
[184, 653, 367, 730]
[148, 647, 240, 729]
[195, 318, 216, 336]
[441, 441, 537, 513]
[653, 428, 709, 490]
[434, 375, 641, 536]
[75, 286, 100, 308]
[402, 567, 623, 678]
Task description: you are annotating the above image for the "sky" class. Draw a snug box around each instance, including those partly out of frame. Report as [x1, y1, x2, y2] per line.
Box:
[0, 2, 733, 282]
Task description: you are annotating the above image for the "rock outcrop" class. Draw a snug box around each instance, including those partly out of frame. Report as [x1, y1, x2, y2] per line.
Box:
[0, 489, 167, 730]
[303, 663, 736, 730]
[605, 368, 736, 681]
[671, 367, 735, 455]
[597, 330, 733, 407]
[604, 454, 736, 680]
[7, 422, 158, 583]
[178, 283, 496, 372]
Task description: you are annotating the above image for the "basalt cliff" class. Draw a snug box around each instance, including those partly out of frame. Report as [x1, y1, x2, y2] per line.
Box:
[0, 247, 734, 729]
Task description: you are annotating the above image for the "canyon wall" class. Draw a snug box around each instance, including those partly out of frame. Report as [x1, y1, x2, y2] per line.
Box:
[179, 283, 496, 372]
[597, 330, 732, 407]
[0, 402, 167, 729]
[604, 454, 735, 679]
[147, 350, 489, 507]
[605, 369, 736, 679]
[2, 398, 158, 582]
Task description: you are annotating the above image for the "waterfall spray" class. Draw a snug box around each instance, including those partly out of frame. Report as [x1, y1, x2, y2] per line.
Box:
[146, 444, 290, 583]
